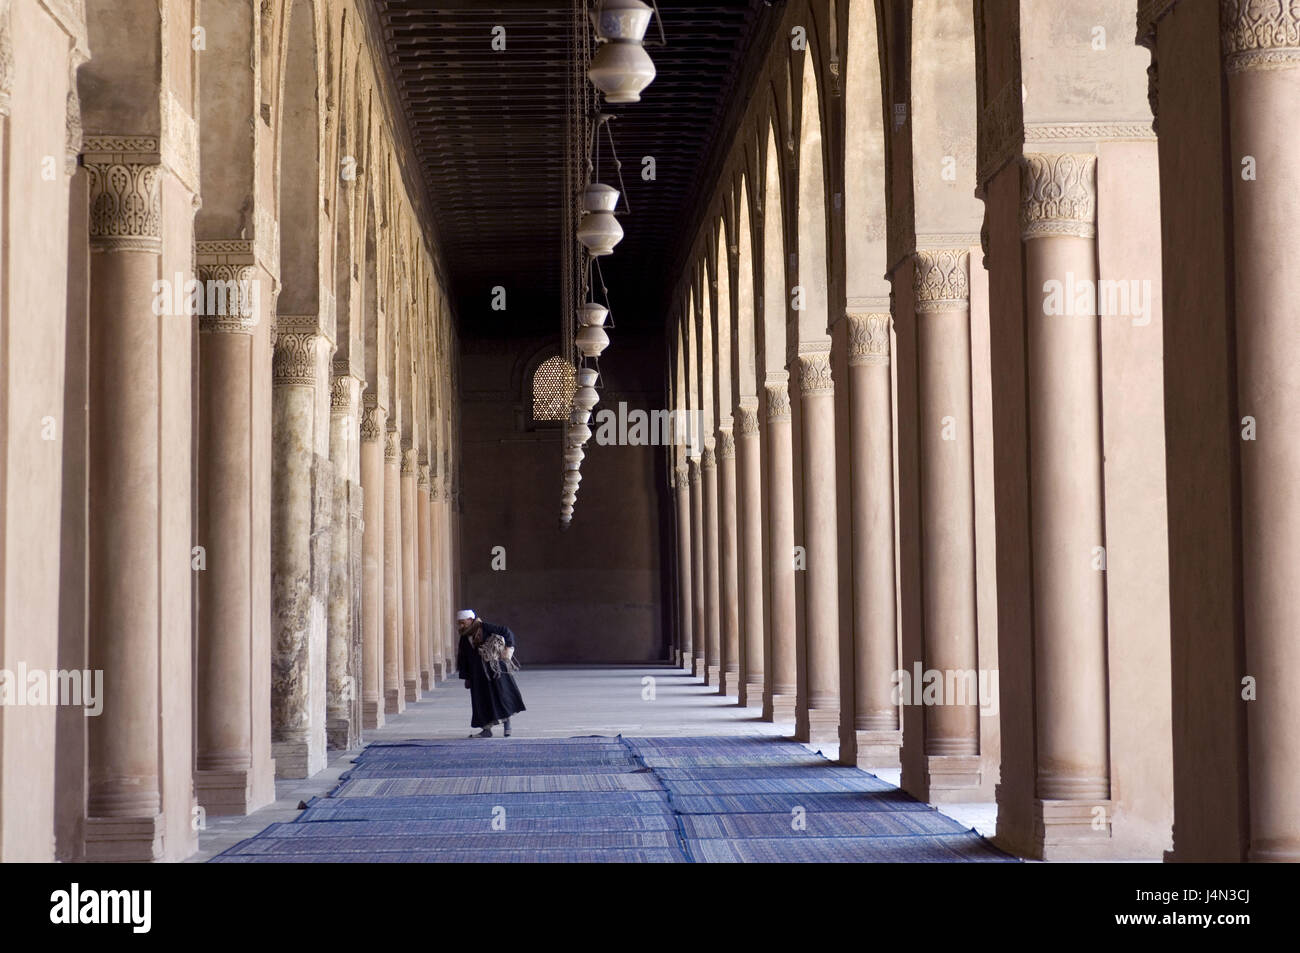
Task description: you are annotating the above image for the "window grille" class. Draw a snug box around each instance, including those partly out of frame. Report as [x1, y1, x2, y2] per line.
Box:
[532, 356, 576, 421]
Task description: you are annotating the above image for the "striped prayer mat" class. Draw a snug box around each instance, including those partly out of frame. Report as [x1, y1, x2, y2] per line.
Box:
[211, 734, 1013, 863]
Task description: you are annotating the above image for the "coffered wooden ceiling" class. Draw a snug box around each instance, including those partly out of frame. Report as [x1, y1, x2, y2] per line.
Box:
[373, 0, 780, 336]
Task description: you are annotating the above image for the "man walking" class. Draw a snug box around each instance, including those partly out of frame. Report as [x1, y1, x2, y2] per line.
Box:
[455, 609, 526, 737]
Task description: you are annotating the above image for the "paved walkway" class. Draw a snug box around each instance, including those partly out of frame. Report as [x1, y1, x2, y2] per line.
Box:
[191, 664, 998, 862]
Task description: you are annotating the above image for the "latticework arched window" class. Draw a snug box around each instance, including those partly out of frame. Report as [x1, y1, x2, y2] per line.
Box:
[532, 356, 576, 422]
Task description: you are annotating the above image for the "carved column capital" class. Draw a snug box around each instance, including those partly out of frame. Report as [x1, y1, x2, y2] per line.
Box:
[197, 263, 259, 334]
[737, 407, 760, 437]
[1222, 0, 1300, 72]
[847, 312, 891, 366]
[360, 400, 386, 443]
[418, 464, 430, 489]
[913, 249, 971, 312]
[83, 138, 163, 254]
[272, 332, 323, 386]
[330, 375, 358, 415]
[701, 447, 716, 470]
[1019, 153, 1097, 240]
[674, 464, 690, 489]
[765, 381, 791, 422]
[384, 429, 400, 462]
[717, 429, 735, 459]
[798, 351, 834, 396]
[687, 458, 701, 485]
[401, 448, 417, 476]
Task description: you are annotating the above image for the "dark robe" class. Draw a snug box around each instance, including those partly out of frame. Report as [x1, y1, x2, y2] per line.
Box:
[456, 621, 526, 729]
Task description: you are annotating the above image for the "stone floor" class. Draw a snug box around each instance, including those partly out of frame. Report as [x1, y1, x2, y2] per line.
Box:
[190, 663, 997, 861]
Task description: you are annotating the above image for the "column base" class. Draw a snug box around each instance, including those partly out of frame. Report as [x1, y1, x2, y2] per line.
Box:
[719, 666, 740, 697]
[384, 687, 404, 714]
[691, 655, 704, 679]
[739, 677, 764, 708]
[362, 697, 385, 730]
[195, 763, 275, 817]
[84, 814, 165, 863]
[273, 735, 327, 779]
[433, 660, 445, 681]
[795, 705, 839, 744]
[705, 663, 721, 689]
[326, 712, 358, 752]
[924, 754, 984, 804]
[850, 728, 902, 770]
[763, 691, 797, 725]
[404, 678, 421, 703]
[420, 670, 432, 691]
[1028, 798, 1115, 860]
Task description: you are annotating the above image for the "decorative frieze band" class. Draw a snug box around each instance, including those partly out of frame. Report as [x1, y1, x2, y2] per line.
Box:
[765, 382, 791, 422]
[196, 263, 258, 334]
[847, 312, 891, 366]
[1222, 0, 1300, 72]
[737, 407, 759, 437]
[1020, 153, 1097, 240]
[798, 352, 834, 396]
[913, 249, 971, 312]
[272, 332, 323, 386]
[83, 137, 163, 254]
[717, 429, 735, 459]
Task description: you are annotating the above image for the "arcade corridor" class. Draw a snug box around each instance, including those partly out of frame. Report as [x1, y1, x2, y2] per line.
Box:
[0, 0, 1296, 869]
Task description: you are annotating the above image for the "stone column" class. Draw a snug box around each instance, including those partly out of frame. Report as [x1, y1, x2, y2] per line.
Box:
[764, 380, 797, 722]
[82, 148, 165, 857]
[736, 405, 765, 706]
[1020, 154, 1110, 829]
[418, 461, 436, 686]
[846, 313, 902, 766]
[909, 248, 983, 795]
[717, 429, 741, 696]
[194, 261, 263, 813]
[271, 328, 331, 778]
[688, 458, 705, 678]
[674, 464, 694, 668]
[701, 446, 721, 687]
[795, 351, 841, 743]
[1222, 14, 1300, 860]
[401, 446, 421, 702]
[327, 372, 361, 750]
[359, 398, 385, 728]
[383, 428, 404, 714]
[437, 475, 455, 673]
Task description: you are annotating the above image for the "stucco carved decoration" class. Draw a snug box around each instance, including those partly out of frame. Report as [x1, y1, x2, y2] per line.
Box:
[847, 312, 891, 366]
[1020, 153, 1097, 241]
[913, 249, 971, 312]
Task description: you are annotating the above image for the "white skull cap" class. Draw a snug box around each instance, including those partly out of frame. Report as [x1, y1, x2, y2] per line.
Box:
[456, 609, 476, 620]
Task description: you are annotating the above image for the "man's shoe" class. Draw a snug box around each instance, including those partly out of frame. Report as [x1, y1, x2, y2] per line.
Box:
[470, 728, 492, 738]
